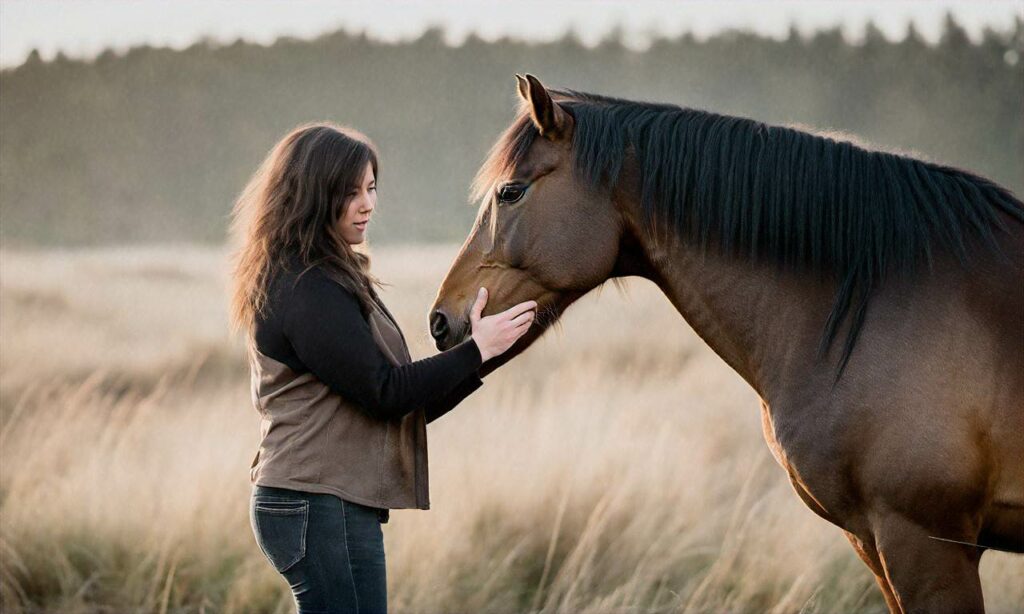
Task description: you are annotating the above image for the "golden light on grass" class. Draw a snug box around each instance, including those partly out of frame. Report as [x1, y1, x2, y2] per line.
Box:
[1, 245, 1020, 613]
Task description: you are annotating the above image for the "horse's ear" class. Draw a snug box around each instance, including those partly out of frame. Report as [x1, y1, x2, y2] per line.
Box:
[517, 73, 572, 142]
[515, 73, 530, 102]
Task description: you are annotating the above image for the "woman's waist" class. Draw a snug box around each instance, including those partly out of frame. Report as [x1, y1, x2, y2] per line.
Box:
[252, 484, 390, 522]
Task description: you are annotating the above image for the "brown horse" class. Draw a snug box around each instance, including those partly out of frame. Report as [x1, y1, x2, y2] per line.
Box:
[429, 74, 1024, 612]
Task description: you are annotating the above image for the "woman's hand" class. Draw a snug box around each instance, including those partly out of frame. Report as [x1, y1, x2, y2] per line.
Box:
[469, 287, 537, 362]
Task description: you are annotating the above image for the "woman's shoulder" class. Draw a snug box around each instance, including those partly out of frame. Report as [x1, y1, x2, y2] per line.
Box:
[276, 257, 363, 314]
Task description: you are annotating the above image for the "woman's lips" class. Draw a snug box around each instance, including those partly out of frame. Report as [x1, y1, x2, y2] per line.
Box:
[354, 220, 368, 230]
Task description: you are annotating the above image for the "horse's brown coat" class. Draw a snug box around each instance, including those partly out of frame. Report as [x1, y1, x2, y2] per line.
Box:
[431, 75, 1023, 613]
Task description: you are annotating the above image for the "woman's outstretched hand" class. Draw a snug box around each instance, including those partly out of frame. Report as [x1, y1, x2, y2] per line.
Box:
[469, 287, 537, 362]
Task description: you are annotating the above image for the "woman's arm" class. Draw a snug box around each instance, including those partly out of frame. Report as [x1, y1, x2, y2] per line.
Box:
[424, 371, 483, 424]
[283, 268, 483, 421]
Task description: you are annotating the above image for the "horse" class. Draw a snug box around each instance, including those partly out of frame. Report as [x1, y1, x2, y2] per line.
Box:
[428, 74, 1024, 612]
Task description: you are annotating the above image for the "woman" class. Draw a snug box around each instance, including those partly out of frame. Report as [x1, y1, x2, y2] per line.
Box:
[227, 122, 536, 613]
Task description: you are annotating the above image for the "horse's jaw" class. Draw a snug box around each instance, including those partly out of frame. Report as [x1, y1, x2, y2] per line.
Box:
[473, 288, 587, 378]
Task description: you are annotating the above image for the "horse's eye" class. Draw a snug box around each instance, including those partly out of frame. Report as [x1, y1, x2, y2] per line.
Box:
[496, 183, 526, 204]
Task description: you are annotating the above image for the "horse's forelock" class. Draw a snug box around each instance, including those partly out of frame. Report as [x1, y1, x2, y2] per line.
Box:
[470, 112, 539, 205]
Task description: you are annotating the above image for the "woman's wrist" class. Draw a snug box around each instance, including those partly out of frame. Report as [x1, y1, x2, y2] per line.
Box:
[467, 334, 488, 364]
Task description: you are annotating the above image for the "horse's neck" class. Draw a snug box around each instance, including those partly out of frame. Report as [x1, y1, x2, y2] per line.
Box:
[619, 217, 835, 399]
[608, 158, 842, 399]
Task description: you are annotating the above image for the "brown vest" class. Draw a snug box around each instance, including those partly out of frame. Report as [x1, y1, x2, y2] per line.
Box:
[247, 294, 430, 510]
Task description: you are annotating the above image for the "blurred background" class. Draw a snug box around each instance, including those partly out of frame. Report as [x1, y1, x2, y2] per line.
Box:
[1, 1, 1022, 612]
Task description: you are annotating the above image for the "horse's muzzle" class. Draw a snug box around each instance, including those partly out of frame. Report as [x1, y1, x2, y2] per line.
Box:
[429, 309, 450, 347]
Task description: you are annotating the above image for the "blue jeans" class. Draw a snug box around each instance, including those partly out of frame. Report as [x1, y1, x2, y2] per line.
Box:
[250, 485, 387, 613]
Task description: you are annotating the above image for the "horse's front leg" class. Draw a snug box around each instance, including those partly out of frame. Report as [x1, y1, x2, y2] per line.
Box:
[842, 528, 902, 613]
[870, 512, 985, 613]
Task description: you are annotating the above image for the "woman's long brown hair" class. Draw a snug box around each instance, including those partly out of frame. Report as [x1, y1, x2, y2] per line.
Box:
[228, 121, 385, 344]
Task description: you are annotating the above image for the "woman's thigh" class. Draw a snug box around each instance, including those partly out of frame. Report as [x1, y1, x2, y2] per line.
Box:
[250, 486, 386, 614]
[341, 498, 387, 612]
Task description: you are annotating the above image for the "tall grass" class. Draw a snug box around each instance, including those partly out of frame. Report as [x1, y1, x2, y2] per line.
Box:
[1, 245, 1020, 613]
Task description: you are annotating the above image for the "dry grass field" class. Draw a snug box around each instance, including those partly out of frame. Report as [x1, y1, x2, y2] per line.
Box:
[0, 244, 1021, 613]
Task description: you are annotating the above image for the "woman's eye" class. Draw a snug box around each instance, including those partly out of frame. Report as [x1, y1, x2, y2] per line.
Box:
[497, 184, 526, 204]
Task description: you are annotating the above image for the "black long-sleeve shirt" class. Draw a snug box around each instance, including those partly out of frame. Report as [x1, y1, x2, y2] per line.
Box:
[254, 257, 484, 424]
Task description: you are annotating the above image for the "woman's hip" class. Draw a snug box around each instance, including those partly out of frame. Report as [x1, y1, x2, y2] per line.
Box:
[250, 485, 387, 613]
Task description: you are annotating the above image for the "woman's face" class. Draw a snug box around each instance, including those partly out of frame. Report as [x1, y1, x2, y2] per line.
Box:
[338, 161, 377, 245]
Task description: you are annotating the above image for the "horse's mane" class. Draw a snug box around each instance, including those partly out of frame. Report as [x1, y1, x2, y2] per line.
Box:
[473, 89, 1024, 376]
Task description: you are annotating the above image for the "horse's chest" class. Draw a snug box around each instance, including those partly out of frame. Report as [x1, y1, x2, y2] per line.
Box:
[759, 398, 852, 525]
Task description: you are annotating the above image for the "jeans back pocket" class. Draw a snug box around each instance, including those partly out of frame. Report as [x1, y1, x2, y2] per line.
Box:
[251, 497, 309, 573]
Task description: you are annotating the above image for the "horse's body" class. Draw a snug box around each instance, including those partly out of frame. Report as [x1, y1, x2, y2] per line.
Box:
[430, 75, 1024, 612]
[625, 199, 1024, 611]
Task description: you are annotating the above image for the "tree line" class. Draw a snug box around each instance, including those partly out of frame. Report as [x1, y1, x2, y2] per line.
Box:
[1, 14, 1020, 246]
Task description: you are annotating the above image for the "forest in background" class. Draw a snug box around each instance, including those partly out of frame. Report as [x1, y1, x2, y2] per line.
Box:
[1, 14, 1021, 246]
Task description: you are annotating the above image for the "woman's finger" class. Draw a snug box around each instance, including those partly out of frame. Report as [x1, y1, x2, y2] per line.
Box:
[470, 287, 488, 322]
[500, 300, 537, 320]
[513, 317, 533, 332]
[509, 309, 535, 326]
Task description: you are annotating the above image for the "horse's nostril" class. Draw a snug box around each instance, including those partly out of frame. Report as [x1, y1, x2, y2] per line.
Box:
[430, 310, 450, 342]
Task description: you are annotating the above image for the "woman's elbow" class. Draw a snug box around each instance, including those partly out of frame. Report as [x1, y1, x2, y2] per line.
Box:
[359, 391, 407, 421]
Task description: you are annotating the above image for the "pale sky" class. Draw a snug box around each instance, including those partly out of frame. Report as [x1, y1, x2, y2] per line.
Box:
[1, 0, 1021, 69]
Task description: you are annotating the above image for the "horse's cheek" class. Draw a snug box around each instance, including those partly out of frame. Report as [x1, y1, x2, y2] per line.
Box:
[546, 211, 619, 289]
[501, 213, 528, 266]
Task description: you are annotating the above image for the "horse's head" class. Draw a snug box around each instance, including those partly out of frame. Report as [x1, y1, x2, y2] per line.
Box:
[430, 74, 630, 374]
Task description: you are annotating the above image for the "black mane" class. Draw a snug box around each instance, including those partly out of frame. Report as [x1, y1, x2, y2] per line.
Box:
[474, 89, 1024, 375]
